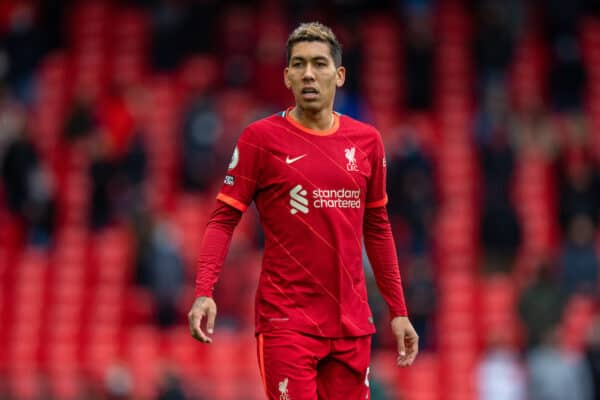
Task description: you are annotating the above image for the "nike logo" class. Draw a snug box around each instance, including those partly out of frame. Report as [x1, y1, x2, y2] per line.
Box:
[285, 154, 307, 164]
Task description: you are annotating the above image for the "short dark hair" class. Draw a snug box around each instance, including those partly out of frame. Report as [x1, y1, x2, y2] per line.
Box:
[286, 22, 342, 67]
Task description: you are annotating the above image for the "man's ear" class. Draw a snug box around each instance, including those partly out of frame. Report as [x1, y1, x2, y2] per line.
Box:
[336, 66, 346, 87]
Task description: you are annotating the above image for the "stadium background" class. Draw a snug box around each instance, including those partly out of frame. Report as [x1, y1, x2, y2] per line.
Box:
[1, 0, 600, 399]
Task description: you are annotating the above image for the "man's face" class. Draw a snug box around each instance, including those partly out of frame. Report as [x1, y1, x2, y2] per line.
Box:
[284, 41, 345, 112]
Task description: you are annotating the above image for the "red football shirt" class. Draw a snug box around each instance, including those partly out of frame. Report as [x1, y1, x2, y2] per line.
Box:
[210, 109, 404, 337]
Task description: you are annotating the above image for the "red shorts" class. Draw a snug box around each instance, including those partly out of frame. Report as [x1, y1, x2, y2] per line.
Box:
[256, 330, 371, 400]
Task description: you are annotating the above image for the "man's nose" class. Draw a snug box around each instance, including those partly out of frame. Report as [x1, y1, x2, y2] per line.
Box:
[302, 65, 315, 80]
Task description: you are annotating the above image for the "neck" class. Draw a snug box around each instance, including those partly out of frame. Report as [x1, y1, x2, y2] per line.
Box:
[290, 106, 334, 131]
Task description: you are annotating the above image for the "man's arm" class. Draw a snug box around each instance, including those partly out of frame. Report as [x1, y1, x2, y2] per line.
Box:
[188, 201, 242, 343]
[363, 205, 419, 366]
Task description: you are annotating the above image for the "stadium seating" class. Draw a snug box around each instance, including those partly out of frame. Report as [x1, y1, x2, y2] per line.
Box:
[1, 1, 600, 399]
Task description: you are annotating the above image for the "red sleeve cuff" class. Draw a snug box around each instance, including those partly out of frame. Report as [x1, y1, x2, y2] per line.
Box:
[216, 193, 248, 212]
[389, 309, 409, 320]
[194, 290, 213, 299]
[366, 195, 388, 208]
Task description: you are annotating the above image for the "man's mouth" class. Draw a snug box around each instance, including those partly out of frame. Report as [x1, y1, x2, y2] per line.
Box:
[301, 87, 319, 99]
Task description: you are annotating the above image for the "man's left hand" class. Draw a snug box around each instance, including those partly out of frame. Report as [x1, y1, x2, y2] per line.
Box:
[391, 316, 419, 367]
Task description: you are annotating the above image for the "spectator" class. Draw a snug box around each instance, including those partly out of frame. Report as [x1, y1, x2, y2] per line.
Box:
[584, 317, 600, 400]
[544, 0, 585, 39]
[131, 204, 153, 288]
[137, 215, 185, 328]
[404, 256, 436, 350]
[104, 362, 132, 400]
[157, 370, 187, 400]
[474, 80, 511, 146]
[180, 94, 222, 192]
[89, 134, 116, 231]
[1, 104, 36, 212]
[557, 150, 600, 231]
[399, 0, 433, 16]
[518, 260, 565, 349]
[403, 5, 433, 110]
[111, 129, 148, 223]
[0, 2, 42, 103]
[559, 214, 599, 298]
[97, 84, 137, 160]
[149, 0, 187, 71]
[37, 0, 67, 52]
[116, 84, 149, 217]
[511, 103, 559, 161]
[586, 0, 600, 16]
[63, 84, 99, 142]
[1, 103, 55, 246]
[369, 374, 396, 400]
[477, 330, 527, 400]
[526, 327, 593, 400]
[332, 19, 362, 97]
[89, 83, 148, 229]
[549, 35, 587, 111]
[181, 1, 218, 54]
[330, 20, 363, 119]
[220, 5, 255, 88]
[387, 128, 435, 255]
[119, 131, 147, 190]
[476, 86, 522, 272]
[473, 1, 516, 83]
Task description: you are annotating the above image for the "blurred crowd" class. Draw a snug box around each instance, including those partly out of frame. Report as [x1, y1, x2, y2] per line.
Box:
[0, 0, 600, 399]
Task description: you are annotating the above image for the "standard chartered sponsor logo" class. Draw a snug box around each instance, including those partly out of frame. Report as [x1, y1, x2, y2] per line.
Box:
[312, 188, 361, 209]
[290, 184, 309, 215]
[289, 185, 361, 214]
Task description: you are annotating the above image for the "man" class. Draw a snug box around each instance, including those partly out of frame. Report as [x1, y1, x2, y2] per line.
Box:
[188, 22, 418, 399]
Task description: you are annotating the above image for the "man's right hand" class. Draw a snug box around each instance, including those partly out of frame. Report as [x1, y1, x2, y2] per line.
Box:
[188, 296, 217, 343]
